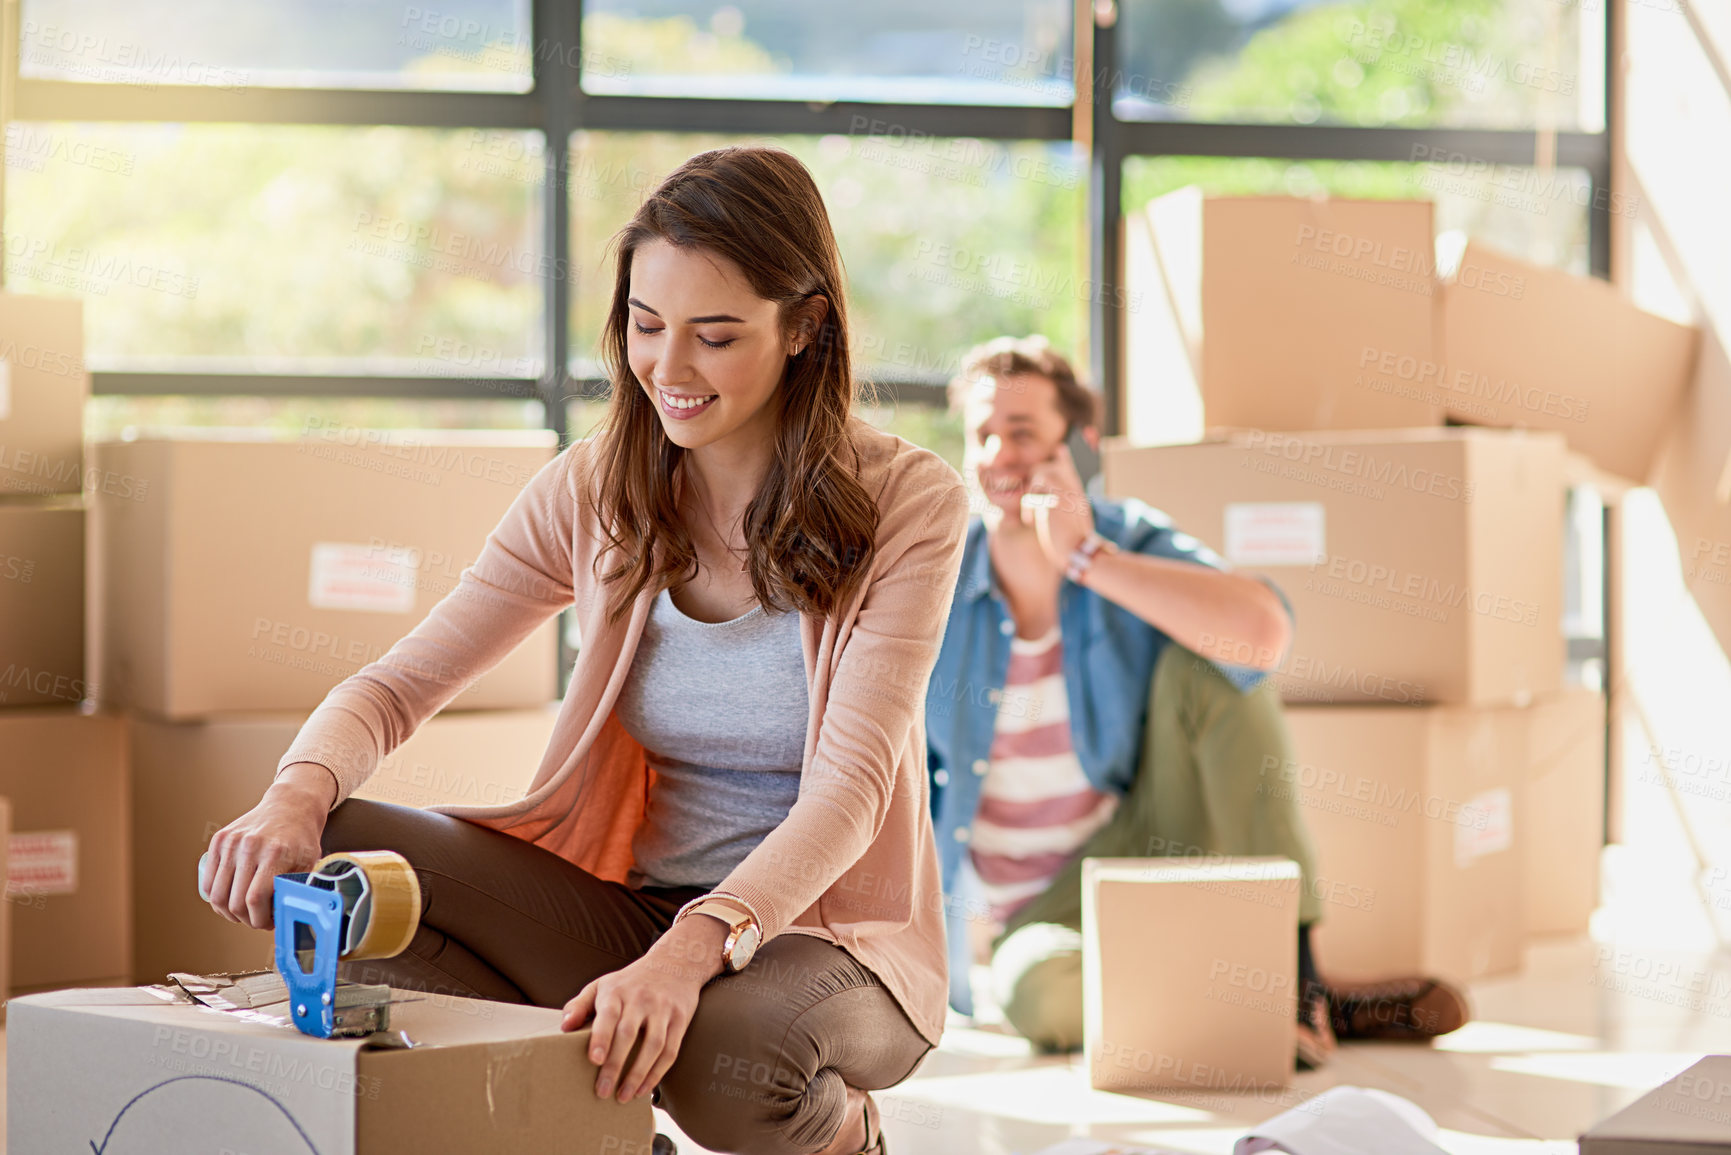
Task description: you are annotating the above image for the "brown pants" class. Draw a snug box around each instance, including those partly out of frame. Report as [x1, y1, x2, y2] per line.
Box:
[323, 799, 932, 1155]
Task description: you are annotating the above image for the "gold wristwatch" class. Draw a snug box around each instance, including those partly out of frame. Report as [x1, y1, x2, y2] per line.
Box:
[674, 895, 761, 973]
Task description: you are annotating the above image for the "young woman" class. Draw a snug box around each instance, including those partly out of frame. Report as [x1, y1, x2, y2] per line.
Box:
[200, 146, 969, 1155]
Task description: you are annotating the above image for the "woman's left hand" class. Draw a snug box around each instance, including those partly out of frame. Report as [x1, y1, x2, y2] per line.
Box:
[561, 915, 727, 1103]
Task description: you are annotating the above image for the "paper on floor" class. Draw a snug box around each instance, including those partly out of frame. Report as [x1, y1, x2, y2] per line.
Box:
[1025, 1141, 1191, 1155]
[1234, 1085, 1451, 1155]
[1027, 1086, 1450, 1155]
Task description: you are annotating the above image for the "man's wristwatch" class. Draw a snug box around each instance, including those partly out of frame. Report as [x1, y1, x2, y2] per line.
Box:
[673, 895, 761, 974]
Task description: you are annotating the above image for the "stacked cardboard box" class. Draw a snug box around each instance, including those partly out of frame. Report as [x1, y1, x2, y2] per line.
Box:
[83, 428, 566, 986]
[90, 430, 559, 717]
[0, 295, 89, 710]
[0, 293, 132, 994]
[131, 706, 558, 981]
[0, 711, 128, 992]
[1124, 187, 1699, 488]
[1115, 193, 1649, 982]
[1105, 427, 1567, 708]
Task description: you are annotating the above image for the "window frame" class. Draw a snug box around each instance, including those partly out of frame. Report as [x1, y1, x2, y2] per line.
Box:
[0, 0, 1615, 687]
[1, 0, 1613, 434]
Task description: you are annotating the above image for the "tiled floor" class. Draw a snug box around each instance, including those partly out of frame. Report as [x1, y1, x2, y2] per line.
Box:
[645, 939, 1731, 1154]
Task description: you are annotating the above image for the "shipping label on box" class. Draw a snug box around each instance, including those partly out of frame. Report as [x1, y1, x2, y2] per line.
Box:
[1454, 787, 1513, 868]
[10, 828, 77, 896]
[1224, 502, 1326, 566]
[308, 542, 418, 614]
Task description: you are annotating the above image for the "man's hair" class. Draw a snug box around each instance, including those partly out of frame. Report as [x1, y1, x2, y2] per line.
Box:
[948, 335, 1101, 434]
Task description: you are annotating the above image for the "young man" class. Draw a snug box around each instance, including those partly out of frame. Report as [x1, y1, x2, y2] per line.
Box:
[925, 336, 1468, 1065]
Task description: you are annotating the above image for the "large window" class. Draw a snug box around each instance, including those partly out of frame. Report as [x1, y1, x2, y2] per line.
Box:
[1115, 0, 1604, 131]
[5, 123, 544, 372]
[5, 1, 1613, 686]
[579, 1, 1074, 105]
[6, 2, 1613, 426]
[21, 0, 536, 92]
[564, 131, 1086, 384]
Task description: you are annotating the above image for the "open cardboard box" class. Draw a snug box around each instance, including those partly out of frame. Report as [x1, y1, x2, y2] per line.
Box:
[8, 977, 655, 1153]
[1439, 239, 1699, 485]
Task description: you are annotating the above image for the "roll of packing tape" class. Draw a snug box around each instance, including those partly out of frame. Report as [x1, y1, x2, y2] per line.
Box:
[197, 851, 212, 902]
[311, 851, 423, 961]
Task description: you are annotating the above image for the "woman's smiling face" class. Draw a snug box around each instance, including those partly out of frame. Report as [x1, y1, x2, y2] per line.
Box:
[626, 238, 796, 452]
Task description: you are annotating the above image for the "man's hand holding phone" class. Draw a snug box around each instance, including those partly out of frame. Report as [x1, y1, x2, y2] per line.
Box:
[1020, 443, 1096, 575]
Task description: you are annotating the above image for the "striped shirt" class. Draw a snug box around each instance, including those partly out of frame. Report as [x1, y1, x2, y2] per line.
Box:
[968, 624, 1118, 924]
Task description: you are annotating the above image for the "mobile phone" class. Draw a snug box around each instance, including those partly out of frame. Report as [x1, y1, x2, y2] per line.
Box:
[1066, 425, 1101, 491]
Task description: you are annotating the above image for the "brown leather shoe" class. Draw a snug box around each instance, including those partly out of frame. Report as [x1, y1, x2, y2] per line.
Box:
[1294, 990, 1337, 1071]
[1328, 976, 1470, 1040]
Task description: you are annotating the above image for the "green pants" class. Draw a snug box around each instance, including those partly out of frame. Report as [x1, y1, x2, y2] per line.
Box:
[989, 643, 1320, 1052]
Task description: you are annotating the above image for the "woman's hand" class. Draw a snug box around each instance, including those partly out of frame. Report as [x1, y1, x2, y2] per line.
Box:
[562, 914, 729, 1103]
[200, 762, 335, 930]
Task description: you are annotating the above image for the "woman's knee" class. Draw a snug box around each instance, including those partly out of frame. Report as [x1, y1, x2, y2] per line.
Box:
[658, 938, 880, 1154]
[657, 983, 814, 1154]
[319, 797, 438, 858]
[320, 797, 390, 854]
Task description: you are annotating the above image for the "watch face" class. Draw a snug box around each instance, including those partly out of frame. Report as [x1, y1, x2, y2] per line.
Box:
[731, 925, 760, 971]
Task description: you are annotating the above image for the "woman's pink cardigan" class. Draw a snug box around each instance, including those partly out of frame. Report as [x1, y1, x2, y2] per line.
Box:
[275, 420, 971, 1046]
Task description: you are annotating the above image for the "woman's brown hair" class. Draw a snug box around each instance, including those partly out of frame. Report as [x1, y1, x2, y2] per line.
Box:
[589, 145, 879, 625]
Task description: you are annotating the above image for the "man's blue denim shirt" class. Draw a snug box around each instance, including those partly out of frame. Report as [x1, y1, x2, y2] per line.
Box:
[924, 496, 1290, 1011]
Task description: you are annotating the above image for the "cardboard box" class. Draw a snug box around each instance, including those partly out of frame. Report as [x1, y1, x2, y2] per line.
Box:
[1578, 1054, 1731, 1152]
[1522, 687, 1608, 940]
[0, 796, 12, 1011]
[1279, 703, 1530, 983]
[90, 430, 560, 719]
[0, 709, 130, 990]
[0, 292, 87, 497]
[1104, 427, 1567, 706]
[0, 498, 85, 708]
[1650, 327, 1731, 665]
[7, 984, 654, 1154]
[1082, 856, 1299, 1094]
[1122, 188, 1440, 446]
[1440, 240, 1699, 483]
[131, 707, 559, 983]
